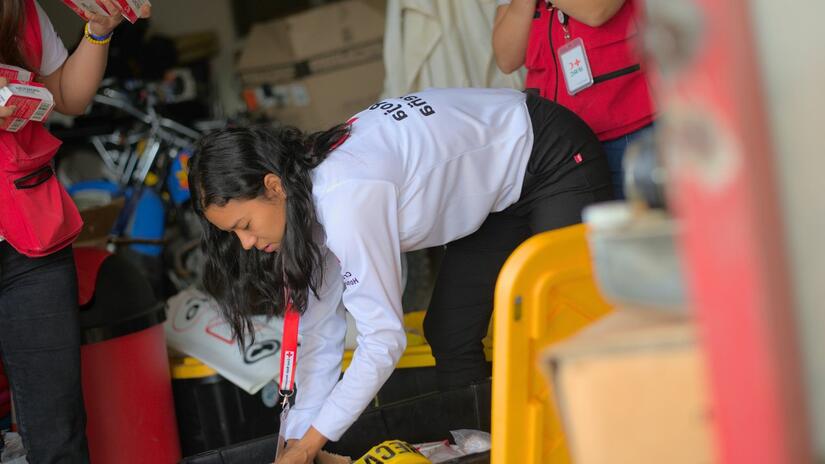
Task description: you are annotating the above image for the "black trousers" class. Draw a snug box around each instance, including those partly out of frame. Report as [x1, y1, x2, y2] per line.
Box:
[0, 242, 90, 463]
[423, 93, 613, 390]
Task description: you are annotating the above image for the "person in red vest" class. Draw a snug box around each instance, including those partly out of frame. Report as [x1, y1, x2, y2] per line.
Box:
[493, 0, 655, 199]
[0, 1, 148, 462]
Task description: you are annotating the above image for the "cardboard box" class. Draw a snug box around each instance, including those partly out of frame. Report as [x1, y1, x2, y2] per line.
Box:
[238, 0, 385, 131]
[237, 0, 384, 79]
[546, 310, 715, 464]
[0, 81, 55, 123]
[244, 60, 385, 132]
[0, 64, 33, 83]
[74, 197, 124, 248]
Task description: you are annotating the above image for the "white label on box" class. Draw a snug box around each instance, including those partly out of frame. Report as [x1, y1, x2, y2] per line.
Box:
[9, 118, 26, 132]
[3, 118, 28, 133]
[0, 86, 15, 109]
[31, 100, 52, 122]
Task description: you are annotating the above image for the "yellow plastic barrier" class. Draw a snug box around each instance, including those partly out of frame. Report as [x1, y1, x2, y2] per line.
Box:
[491, 224, 613, 464]
[342, 311, 492, 371]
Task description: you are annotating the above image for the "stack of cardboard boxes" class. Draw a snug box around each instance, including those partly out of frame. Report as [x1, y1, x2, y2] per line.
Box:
[539, 204, 715, 463]
[546, 310, 715, 463]
[237, 0, 385, 131]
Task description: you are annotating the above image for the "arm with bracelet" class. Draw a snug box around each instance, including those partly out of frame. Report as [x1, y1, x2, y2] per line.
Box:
[38, 0, 151, 115]
[492, 0, 626, 74]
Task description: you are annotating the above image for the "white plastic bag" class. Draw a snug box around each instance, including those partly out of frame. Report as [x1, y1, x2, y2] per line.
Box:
[164, 287, 290, 394]
[450, 429, 491, 454]
[414, 441, 463, 463]
[1, 432, 28, 464]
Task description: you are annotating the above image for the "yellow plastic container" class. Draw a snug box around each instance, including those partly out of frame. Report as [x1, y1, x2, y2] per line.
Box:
[342, 311, 492, 371]
[490, 224, 613, 464]
[169, 355, 217, 379]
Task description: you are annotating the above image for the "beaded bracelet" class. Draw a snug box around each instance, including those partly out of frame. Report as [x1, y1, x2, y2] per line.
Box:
[84, 23, 113, 45]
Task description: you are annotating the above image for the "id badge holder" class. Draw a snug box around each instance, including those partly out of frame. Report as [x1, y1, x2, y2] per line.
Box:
[558, 37, 594, 95]
[274, 394, 292, 460]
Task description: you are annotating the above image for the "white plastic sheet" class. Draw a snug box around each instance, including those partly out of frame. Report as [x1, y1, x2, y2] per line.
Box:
[164, 287, 290, 394]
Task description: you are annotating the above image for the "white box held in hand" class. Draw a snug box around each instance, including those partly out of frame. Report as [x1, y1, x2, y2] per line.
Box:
[0, 64, 33, 83]
[60, 0, 114, 21]
[0, 81, 55, 123]
[115, 0, 151, 23]
[61, 0, 150, 23]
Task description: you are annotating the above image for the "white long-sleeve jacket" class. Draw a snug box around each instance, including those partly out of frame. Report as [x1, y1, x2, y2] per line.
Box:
[284, 87, 534, 441]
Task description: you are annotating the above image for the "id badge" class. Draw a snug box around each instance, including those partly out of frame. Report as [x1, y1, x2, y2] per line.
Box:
[274, 399, 290, 461]
[558, 37, 594, 95]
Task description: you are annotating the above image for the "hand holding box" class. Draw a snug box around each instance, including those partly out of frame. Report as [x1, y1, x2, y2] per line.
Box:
[0, 81, 55, 132]
[61, 0, 151, 24]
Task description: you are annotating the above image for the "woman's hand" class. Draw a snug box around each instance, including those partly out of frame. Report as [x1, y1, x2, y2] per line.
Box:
[85, 0, 152, 37]
[273, 428, 328, 464]
[0, 78, 16, 128]
[273, 443, 313, 464]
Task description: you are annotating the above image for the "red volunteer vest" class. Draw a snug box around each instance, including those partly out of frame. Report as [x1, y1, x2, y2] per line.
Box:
[0, 0, 83, 257]
[524, 0, 655, 141]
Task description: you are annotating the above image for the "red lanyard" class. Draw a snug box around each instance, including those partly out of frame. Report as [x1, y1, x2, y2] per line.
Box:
[275, 291, 300, 459]
[278, 292, 300, 398]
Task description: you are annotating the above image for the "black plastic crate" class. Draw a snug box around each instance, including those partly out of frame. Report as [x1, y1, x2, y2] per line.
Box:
[173, 371, 281, 456]
[178, 435, 275, 464]
[330, 380, 490, 457]
[180, 380, 491, 463]
[369, 366, 439, 409]
[179, 437, 489, 464]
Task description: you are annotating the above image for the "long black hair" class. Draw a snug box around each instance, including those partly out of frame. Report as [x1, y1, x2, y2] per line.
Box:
[0, 0, 33, 71]
[189, 124, 350, 347]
